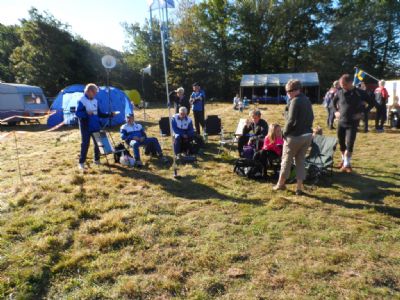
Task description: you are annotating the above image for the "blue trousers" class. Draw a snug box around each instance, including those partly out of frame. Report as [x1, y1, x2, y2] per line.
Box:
[174, 136, 192, 154]
[79, 129, 100, 164]
[129, 137, 162, 160]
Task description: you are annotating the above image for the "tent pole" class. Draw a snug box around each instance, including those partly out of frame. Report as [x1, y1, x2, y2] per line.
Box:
[157, 0, 179, 178]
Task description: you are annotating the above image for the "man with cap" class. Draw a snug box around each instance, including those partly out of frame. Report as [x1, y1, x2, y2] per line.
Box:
[120, 113, 167, 166]
[76, 83, 116, 170]
[190, 82, 205, 134]
[171, 106, 195, 157]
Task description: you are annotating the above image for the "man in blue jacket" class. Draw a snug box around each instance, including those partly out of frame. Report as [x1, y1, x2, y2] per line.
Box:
[172, 106, 194, 156]
[76, 83, 114, 170]
[190, 82, 205, 134]
[120, 113, 167, 166]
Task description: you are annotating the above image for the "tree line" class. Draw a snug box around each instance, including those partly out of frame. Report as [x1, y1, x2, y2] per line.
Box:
[1, 1, 400, 101]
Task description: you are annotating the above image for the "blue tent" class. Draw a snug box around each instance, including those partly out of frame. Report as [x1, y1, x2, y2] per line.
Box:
[47, 84, 134, 127]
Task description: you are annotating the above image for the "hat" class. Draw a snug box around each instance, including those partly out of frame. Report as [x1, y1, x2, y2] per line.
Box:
[126, 113, 134, 118]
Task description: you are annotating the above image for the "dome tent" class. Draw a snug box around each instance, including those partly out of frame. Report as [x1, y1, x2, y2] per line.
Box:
[47, 84, 133, 128]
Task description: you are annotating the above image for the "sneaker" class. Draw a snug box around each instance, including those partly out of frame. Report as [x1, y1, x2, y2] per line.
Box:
[295, 189, 305, 196]
[93, 160, 100, 165]
[78, 163, 85, 170]
[340, 166, 352, 173]
[272, 185, 286, 191]
[160, 156, 169, 163]
[135, 160, 143, 167]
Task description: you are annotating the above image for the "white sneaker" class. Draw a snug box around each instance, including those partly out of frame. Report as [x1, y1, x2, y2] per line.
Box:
[78, 163, 85, 170]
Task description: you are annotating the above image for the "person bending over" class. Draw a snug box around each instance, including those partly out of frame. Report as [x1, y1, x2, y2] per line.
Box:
[172, 106, 195, 157]
[76, 83, 115, 170]
[238, 109, 269, 157]
[120, 113, 167, 166]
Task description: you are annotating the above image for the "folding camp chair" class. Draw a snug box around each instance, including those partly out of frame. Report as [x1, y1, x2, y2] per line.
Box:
[218, 118, 246, 154]
[305, 135, 337, 183]
[92, 130, 125, 168]
[159, 117, 171, 150]
[204, 115, 222, 140]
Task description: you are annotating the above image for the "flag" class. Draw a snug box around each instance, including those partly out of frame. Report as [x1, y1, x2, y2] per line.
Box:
[148, 0, 175, 10]
[353, 67, 366, 85]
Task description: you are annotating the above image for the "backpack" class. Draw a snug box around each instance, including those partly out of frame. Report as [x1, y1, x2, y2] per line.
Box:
[375, 89, 384, 105]
[323, 91, 334, 108]
[234, 158, 264, 180]
[144, 140, 158, 156]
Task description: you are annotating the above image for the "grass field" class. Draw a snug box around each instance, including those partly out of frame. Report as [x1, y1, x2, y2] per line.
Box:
[0, 103, 399, 299]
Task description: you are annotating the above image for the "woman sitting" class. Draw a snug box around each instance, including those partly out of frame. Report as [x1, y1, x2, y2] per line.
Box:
[254, 123, 284, 173]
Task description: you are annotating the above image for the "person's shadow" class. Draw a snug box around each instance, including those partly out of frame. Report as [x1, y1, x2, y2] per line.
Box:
[308, 170, 400, 218]
[110, 164, 264, 206]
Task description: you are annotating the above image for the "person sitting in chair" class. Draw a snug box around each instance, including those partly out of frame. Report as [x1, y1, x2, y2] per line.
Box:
[172, 106, 195, 158]
[120, 113, 167, 166]
[254, 124, 283, 175]
[76, 83, 116, 170]
[238, 109, 269, 157]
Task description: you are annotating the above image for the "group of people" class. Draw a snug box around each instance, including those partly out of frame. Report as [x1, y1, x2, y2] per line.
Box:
[76, 73, 384, 194]
[324, 78, 390, 133]
[76, 83, 206, 170]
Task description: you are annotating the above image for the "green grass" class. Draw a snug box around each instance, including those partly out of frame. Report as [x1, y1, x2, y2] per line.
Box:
[0, 103, 399, 299]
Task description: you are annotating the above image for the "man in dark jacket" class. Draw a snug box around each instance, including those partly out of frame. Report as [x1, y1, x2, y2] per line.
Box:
[333, 74, 368, 173]
[76, 83, 115, 170]
[237, 109, 268, 156]
[273, 79, 314, 195]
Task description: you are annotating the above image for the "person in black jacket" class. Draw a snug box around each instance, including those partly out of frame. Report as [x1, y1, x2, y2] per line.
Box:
[273, 80, 314, 195]
[237, 109, 268, 156]
[358, 82, 374, 133]
[333, 74, 368, 173]
[170, 87, 190, 115]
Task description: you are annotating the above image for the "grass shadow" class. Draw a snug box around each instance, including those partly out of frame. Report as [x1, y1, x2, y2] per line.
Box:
[309, 170, 400, 218]
[110, 164, 264, 206]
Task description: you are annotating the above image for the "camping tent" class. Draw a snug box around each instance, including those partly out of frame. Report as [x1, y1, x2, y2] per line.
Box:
[240, 72, 320, 103]
[47, 84, 133, 127]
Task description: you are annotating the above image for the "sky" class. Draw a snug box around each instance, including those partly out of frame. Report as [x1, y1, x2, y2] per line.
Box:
[0, 0, 166, 51]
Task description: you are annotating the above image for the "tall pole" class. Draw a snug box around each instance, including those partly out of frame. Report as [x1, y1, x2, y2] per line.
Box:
[157, 0, 178, 178]
[107, 69, 112, 127]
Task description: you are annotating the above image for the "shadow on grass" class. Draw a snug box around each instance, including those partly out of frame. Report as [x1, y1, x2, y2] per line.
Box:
[309, 171, 400, 218]
[110, 164, 264, 206]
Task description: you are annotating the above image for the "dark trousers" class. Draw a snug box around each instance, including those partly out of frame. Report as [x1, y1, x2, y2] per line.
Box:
[362, 107, 370, 132]
[375, 104, 387, 130]
[326, 107, 335, 129]
[193, 110, 205, 134]
[79, 129, 100, 164]
[238, 136, 250, 156]
[174, 136, 193, 154]
[254, 150, 280, 168]
[337, 124, 357, 153]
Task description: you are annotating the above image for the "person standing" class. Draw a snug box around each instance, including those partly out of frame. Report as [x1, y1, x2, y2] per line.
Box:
[273, 80, 314, 195]
[76, 83, 115, 170]
[171, 87, 190, 115]
[190, 82, 205, 134]
[333, 74, 368, 173]
[323, 81, 339, 130]
[374, 80, 390, 132]
[358, 82, 374, 133]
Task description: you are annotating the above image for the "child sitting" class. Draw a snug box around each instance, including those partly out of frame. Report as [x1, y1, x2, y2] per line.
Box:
[254, 123, 284, 172]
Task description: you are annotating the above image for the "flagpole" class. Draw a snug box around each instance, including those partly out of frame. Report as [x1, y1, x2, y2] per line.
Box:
[354, 66, 380, 82]
[157, 0, 179, 178]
